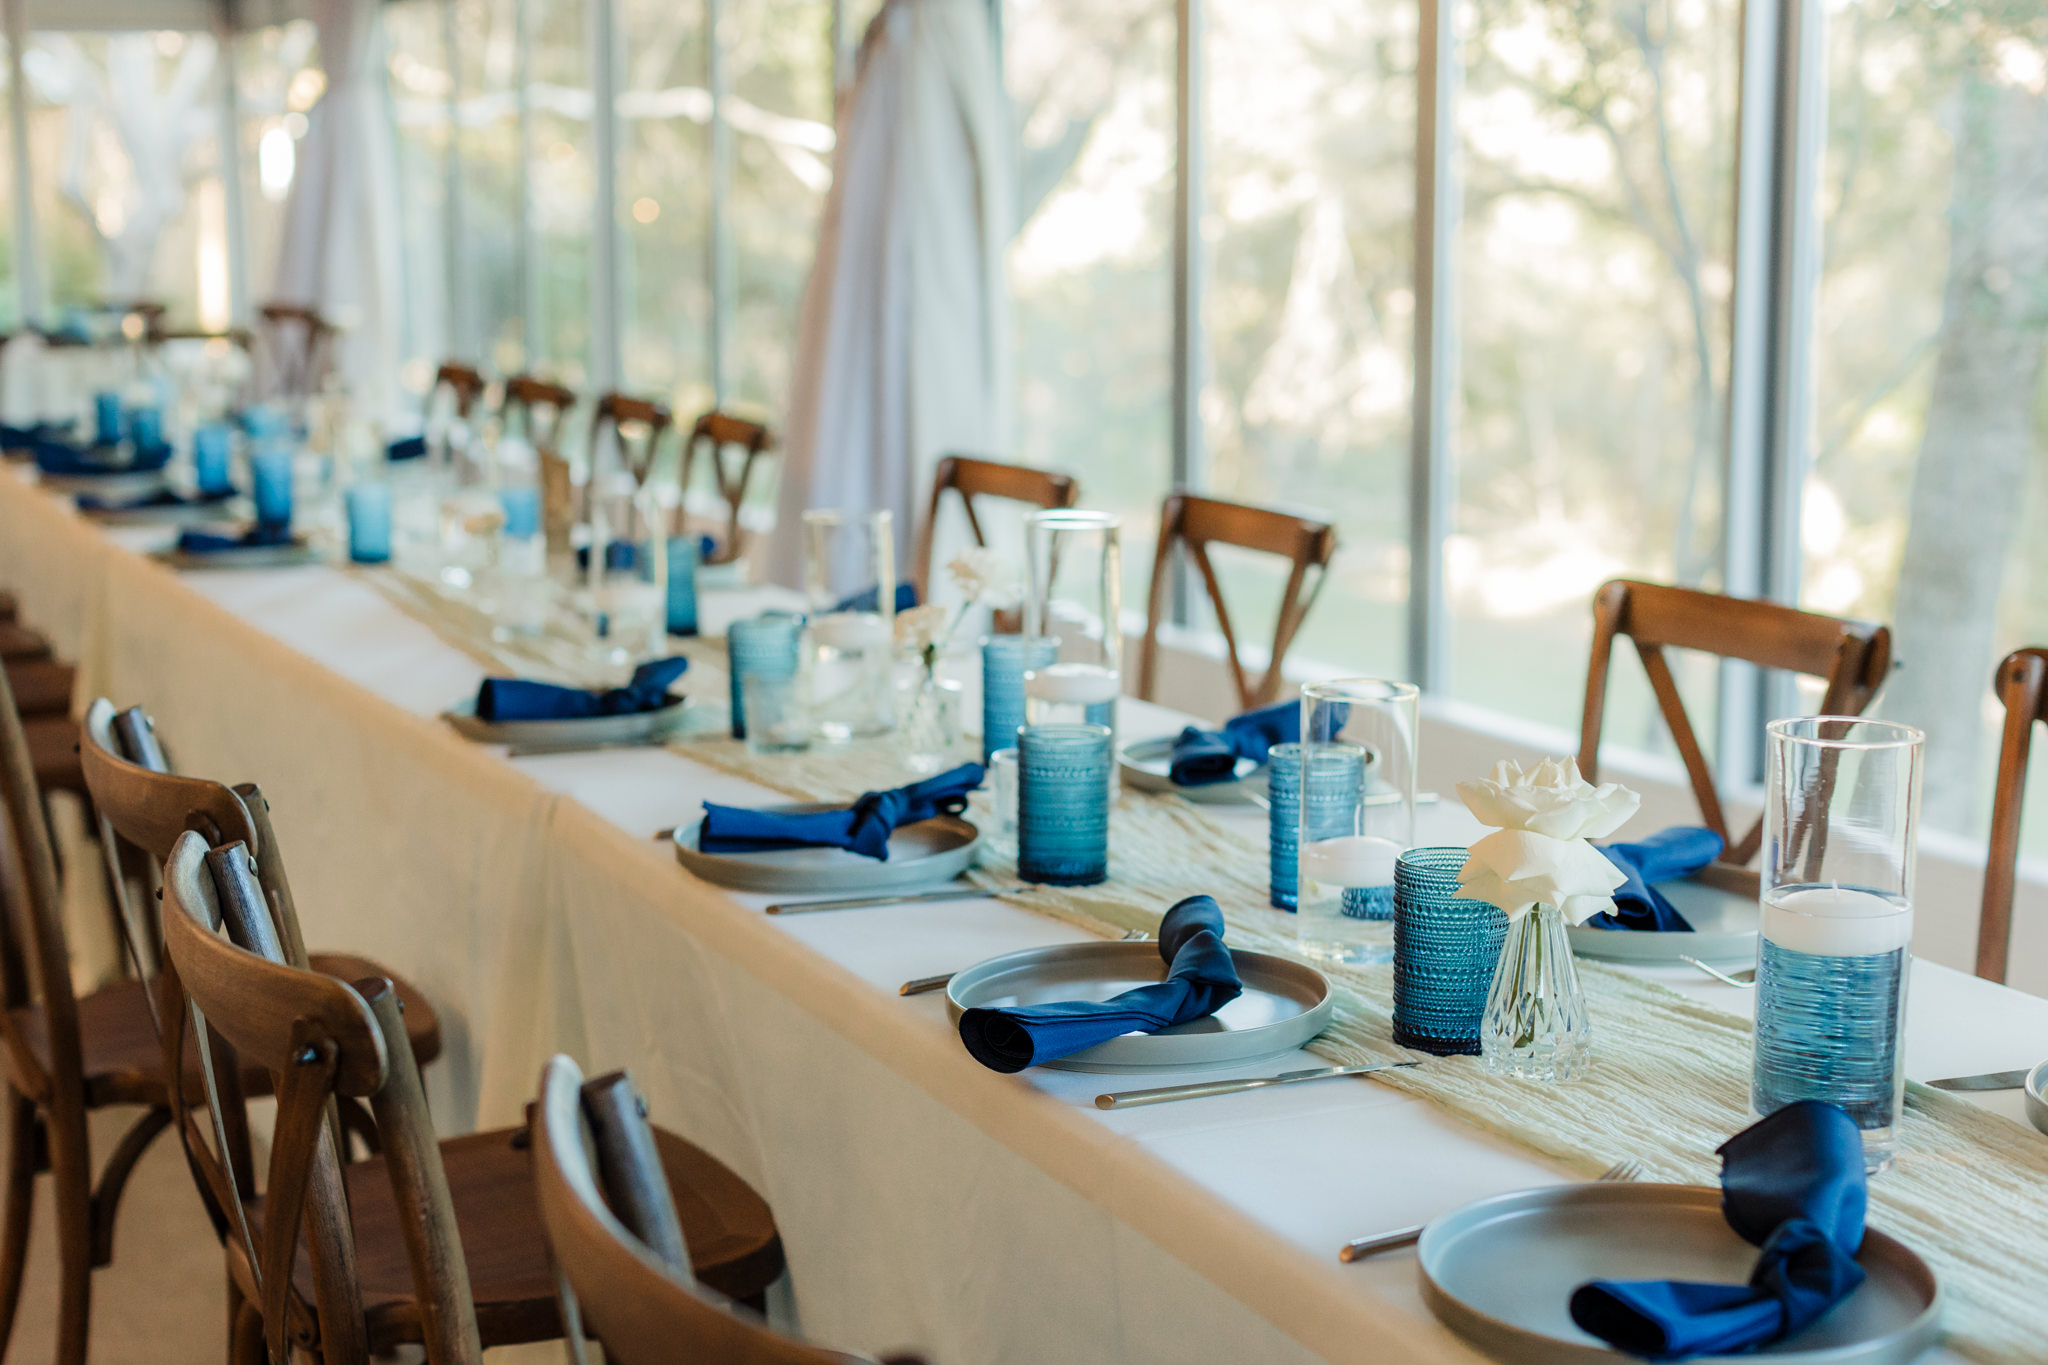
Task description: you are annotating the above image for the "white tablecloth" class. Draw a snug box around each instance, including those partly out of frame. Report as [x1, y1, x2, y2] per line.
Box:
[3, 468, 2042, 1365]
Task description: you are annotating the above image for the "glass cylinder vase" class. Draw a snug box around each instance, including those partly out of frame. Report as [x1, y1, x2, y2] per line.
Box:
[802, 508, 896, 740]
[1753, 716, 1921, 1172]
[1022, 510, 1122, 801]
[1294, 680, 1417, 964]
[1480, 902, 1590, 1082]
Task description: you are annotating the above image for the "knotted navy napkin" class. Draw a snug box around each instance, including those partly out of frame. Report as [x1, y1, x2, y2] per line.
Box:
[1585, 826, 1725, 932]
[699, 763, 983, 862]
[1570, 1101, 1868, 1359]
[77, 487, 233, 516]
[34, 438, 172, 477]
[1, 421, 65, 453]
[1169, 699, 1298, 786]
[830, 582, 919, 614]
[958, 895, 1244, 1072]
[386, 434, 429, 461]
[175, 523, 298, 555]
[474, 656, 689, 723]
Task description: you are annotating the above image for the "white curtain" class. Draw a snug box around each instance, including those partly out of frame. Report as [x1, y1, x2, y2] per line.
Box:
[271, 0, 404, 424]
[768, 0, 1015, 587]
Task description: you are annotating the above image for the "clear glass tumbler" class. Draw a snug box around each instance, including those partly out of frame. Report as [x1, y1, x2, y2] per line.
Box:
[1753, 716, 1922, 1172]
[727, 613, 804, 741]
[803, 508, 896, 740]
[1294, 679, 1419, 964]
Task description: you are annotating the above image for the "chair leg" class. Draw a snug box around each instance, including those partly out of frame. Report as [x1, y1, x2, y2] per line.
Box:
[228, 1296, 265, 1365]
[0, 1088, 38, 1358]
[46, 1109, 93, 1365]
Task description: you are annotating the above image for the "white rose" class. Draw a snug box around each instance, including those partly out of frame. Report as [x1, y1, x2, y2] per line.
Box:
[894, 603, 950, 652]
[1455, 756, 1640, 841]
[947, 546, 1020, 607]
[1459, 828, 1627, 924]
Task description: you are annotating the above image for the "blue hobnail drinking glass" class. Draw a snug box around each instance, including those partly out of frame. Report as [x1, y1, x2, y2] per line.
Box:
[127, 404, 163, 451]
[1392, 847, 1507, 1056]
[981, 634, 1057, 764]
[1017, 722, 1112, 886]
[193, 423, 233, 496]
[1266, 742, 1367, 910]
[92, 391, 122, 446]
[346, 483, 393, 564]
[250, 444, 295, 529]
[726, 613, 803, 740]
[666, 535, 701, 636]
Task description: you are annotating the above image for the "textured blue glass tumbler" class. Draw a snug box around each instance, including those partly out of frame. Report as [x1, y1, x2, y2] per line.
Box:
[346, 483, 393, 564]
[726, 613, 803, 740]
[1392, 847, 1507, 1056]
[1017, 722, 1111, 886]
[981, 634, 1057, 764]
[250, 445, 295, 529]
[1266, 742, 1367, 910]
[193, 423, 233, 496]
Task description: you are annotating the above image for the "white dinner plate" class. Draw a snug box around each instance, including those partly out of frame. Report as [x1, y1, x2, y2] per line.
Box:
[1567, 877, 1758, 965]
[673, 808, 980, 893]
[1420, 1182, 1939, 1363]
[945, 940, 1333, 1073]
[40, 468, 170, 503]
[1117, 735, 1267, 803]
[2025, 1059, 2048, 1138]
[443, 695, 691, 748]
[153, 534, 322, 571]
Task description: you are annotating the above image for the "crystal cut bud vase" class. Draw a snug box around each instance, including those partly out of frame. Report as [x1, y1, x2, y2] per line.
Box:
[1480, 902, 1590, 1082]
[895, 668, 962, 775]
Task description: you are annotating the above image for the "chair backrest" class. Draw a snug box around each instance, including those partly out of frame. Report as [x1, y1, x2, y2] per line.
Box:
[1577, 579, 1894, 873]
[160, 831, 481, 1365]
[530, 1056, 862, 1365]
[592, 393, 675, 492]
[912, 456, 1080, 602]
[682, 411, 774, 566]
[503, 377, 582, 554]
[1979, 648, 2048, 983]
[432, 362, 490, 422]
[256, 303, 335, 401]
[1137, 492, 1339, 710]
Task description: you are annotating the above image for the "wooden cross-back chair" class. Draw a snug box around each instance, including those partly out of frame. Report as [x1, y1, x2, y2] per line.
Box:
[503, 377, 581, 553]
[432, 362, 490, 422]
[1577, 579, 1894, 893]
[684, 411, 775, 566]
[532, 1056, 919, 1365]
[256, 303, 335, 402]
[158, 832, 785, 1365]
[0, 619, 85, 801]
[591, 392, 675, 493]
[1978, 648, 2048, 983]
[1137, 492, 1340, 710]
[912, 455, 1080, 603]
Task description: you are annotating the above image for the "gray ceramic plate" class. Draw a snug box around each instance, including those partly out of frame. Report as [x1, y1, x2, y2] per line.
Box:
[80, 492, 236, 526]
[945, 940, 1333, 1073]
[1568, 877, 1759, 965]
[2025, 1059, 2048, 1137]
[1421, 1182, 1940, 1364]
[1117, 734, 1265, 802]
[443, 696, 690, 748]
[153, 536, 322, 571]
[674, 807, 980, 893]
[40, 468, 170, 502]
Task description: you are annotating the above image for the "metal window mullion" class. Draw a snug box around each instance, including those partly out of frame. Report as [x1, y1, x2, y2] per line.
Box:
[442, 0, 468, 359]
[515, 0, 539, 367]
[6, 0, 40, 326]
[1168, 0, 1202, 626]
[1407, 0, 1457, 693]
[214, 7, 251, 328]
[588, 0, 622, 390]
[708, 0, 732, 406]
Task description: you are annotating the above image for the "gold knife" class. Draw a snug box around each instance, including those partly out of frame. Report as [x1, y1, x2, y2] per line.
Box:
[1095, 1061, 1419, 1110]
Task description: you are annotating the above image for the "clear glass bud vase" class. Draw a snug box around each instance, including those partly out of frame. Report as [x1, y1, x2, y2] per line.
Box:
[1480, 902, 1590, 1081]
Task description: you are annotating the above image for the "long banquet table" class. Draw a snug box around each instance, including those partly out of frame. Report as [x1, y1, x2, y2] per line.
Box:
[4, 466, 2046, 1364]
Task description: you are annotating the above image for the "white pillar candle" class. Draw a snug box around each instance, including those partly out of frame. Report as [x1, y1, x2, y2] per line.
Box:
[810, 610, 890, 651]
[1024, 661, 1121, 705]
[1300, 834, 1402, 889]
[1761, 884, 1912, 956]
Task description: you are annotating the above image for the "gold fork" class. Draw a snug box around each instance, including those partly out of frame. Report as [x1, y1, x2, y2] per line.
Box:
[1337, 1158, 1646, 1263]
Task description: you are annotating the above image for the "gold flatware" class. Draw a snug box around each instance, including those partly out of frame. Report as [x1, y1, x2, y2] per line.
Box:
[1094, 1061, 1419, 1111]
[1338, 1159, 1644, 1263]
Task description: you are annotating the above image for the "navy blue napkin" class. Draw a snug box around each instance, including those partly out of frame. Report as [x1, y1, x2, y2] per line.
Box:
[1570, 1101, 1867, 1359]
[175, 523, 297, 554]
[958, 895, 1244, 1072]
[1169, 699, 1298, 786]
[34, 438, 172, 477]
[572, 536, 718, 573]
[1586, 827, 1725, 932]
[699, 763, 983, 862]
[830, 582, 919, 615]
[474, 656, 688, 723]
[77, 487, 233, 515]
[0, 421, 66, 453]
[387, 434, 429, 461]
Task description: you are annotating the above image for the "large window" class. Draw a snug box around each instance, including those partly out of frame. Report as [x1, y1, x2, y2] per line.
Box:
[619, 0, 712, 402]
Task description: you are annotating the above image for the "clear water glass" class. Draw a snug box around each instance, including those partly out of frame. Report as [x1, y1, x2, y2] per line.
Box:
[1754, 716, 1922, 1172]
[803, 509, 896, 740]
[989, 747, 1020, 848]
[1266, 743, 1366, 911]
[579, 480, 667, 665]
[981, 634, 1057, 764]
[345, 482, 392, 565]
[726, 613, 804, 741]
[742, 674, 810, 755]
[1394, 848, 1508, 1055]
[1294, 679, 1419, 964]
[1017, 723, 1112, 886]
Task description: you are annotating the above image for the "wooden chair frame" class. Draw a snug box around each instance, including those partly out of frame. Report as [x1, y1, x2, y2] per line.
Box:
[1577, 578, 1894, 889]
[432, 363, 490, 423]
[256, 304, 335, 402]
[682, 411, 774, 566]
[504, 376, 582, 554]
[911, 455, 1079, 602]
[1137, 491, 1339, 710]
[591, 393, 675, 492]
[1979, 648, 2048, 983]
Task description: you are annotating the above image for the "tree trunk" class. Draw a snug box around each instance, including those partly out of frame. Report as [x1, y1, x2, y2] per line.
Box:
[1883, 79, 2048, 831]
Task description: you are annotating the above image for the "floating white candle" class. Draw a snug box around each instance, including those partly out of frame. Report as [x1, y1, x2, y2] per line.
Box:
[1300, 834, 1402, 889]
[1024, 661, 1121, 705]
[810, 611, 890, 651]
[1762, 884, 1912, 957]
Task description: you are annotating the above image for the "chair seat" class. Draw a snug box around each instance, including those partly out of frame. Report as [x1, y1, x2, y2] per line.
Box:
[5, 658, 73, 716]
[4, 956, 442, 1109]
[0, 589, 15, 622]
[24, 714, 83, 795]
[285, 1125, 782, 1354]
[0, 622, 48, 663]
